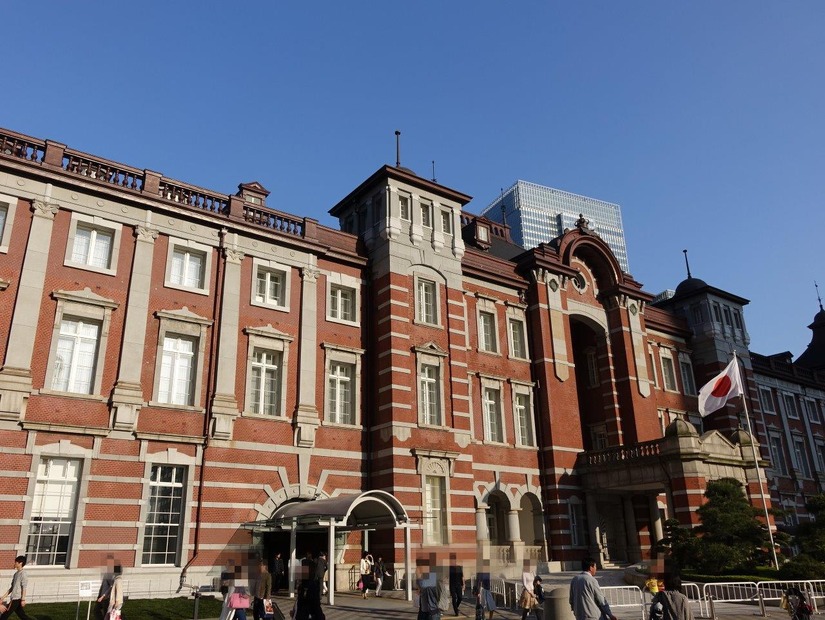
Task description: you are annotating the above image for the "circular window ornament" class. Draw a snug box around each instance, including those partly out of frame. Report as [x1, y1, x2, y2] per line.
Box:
[548, 278, 559, 292]
[572, 273, 587, 292]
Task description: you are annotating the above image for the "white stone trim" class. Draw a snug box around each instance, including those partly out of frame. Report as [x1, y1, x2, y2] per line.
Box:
[163, 236, 213, 296]
[242, 325, 294, 419]
[63, 212, 123, 276]
[0, 192, 20, 254]
[250, 257, 292, 312]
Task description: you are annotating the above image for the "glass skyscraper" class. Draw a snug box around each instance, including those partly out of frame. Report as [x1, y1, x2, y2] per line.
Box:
[480, 180, 630, 272]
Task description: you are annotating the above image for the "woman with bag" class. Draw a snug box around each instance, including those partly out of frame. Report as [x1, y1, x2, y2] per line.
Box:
[518, 561, 540, 620]
[359, 552, 374, 599]
[220, 566, 251, 620]
[648, 562, 693, 620]
[105, 564, 124, 620]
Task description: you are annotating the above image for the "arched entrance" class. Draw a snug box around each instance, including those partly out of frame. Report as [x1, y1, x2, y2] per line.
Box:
[244, 490, 411, 605]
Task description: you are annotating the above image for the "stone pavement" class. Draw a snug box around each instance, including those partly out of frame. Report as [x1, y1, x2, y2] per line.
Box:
[234, 589, 792, 620]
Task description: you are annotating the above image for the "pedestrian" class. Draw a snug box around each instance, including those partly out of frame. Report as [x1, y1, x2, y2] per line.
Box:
[220, 564, 250, 620]
[314, 551, 328, 598]
[272, 553, 285, 596]
[0, 555, 32, 620]
[416, 562, 443, 620]
[106, 564, 124, 620]
[448, 554, 464, 616]
[373, 555, 390, 597]
[359, 552, 374, 599]
[294, 558, 325, 620]
[569, 558, 616, 620]
[95, 556, 115, 620]
[252, 560, 271, 620]
[519, 560, 540, 620]
[648, 561, 694, 620]
[473, 566, 496, 620]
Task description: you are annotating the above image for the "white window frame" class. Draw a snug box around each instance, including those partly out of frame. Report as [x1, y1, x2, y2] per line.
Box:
[568, 499, 587, 548]
[50, 318, 100, 395]
[648, 348, 658, 388]
[64, 212, 123, 276]
[440, 209, 452, 235]
[793, 436, 812, 478]
[759, 387, 776, 414]
[414, 275, 440, 326]
[420, 199, 433, 228]
[423, 474, 447, 545]
[480, 376, 505, 444]
[512, 382, 536, 447]
[325, 272, 360, 326]
[134, 450, 196, 569]
[783, 393, 800, 419]
[322, 343, 364, 427]
[0, 192, 20, 254]
[43, 289, 118, 399]
[142, 464, 186, 566]
[164, 237, 212, 295]
[769, 434, 788, 475]
[399, 193, 411, 222]
[805, 398, 820, 424]
[26, 457, 82, 567]
[415, 344, 447, 428]
[243, 325, 293, 418]
[659, 350, 678, 392]
[507, 316, 528, 360]
[476, 296, 499, 354]
[251, 257, 291, 311]
[150, 308, 211, 410]
[678, 353, 697, 396]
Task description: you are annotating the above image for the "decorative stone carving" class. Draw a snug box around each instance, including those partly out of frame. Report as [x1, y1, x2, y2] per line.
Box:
[33, 200, 59, 219]
[224, 248, 245, 264]
[136, 225, 159, 242]
[301, 267, 320, 283]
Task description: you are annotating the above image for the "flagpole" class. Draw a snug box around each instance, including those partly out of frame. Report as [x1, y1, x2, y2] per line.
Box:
[735, 351, 780, 570]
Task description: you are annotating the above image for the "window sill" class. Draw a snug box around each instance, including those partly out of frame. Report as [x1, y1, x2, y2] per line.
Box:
[413, 319, 441, 329]
[482, 439, 509, 447]
[326, 316, 359, 327]
[64, 260, 117, 276]
[36, 389, 107, 402]
[242, 411, 290, 421]
[323, 420, 361, 429]
[163, 281, 210, 296]
[477, 349, 501, 356]
[419, 422, 449, 430]
[251, 299, 289, 313]
[147, 401, 204, 412]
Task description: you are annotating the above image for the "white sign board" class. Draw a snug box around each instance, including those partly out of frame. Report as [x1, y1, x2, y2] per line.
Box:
[79, 581, 94, 597]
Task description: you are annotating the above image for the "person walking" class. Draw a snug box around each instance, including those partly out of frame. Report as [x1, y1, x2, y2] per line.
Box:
[373, 555, 390, 597]
[359, 552, 373, 599]
[106, 564, 124, 620]
[272, 553, 285, 596]
[0, 556, 32, 620]
[519, 560, 540, 620]
[416, 564, 443, 620]
[448, 555, 464, 617]
[95, 557, 116, 620]
[252, 560, 271, 620]
[648, 561, 694, 620]
[569, 558, 616, 620]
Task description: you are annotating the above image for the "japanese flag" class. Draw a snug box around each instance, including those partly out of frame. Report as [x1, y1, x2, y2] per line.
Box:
[698, 358, 743, 417]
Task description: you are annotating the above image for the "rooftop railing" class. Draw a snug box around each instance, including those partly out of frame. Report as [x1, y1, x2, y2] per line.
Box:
[583, 438, 661, 466]
[0, 127, 314, 240]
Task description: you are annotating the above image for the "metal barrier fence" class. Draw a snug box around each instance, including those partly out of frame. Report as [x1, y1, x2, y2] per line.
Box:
[602, 585, 646, 620]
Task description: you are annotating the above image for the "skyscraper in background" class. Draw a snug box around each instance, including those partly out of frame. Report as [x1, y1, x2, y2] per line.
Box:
[480, 180, 630, 272]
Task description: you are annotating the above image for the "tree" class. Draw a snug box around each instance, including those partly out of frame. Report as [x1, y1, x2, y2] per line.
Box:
[792, 494, 825, 563]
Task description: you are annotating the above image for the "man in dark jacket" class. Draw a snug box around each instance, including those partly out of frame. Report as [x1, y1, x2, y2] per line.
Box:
[448, 554, 464, 616]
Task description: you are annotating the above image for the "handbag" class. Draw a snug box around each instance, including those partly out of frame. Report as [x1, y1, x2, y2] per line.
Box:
[105, 610, 122, 620]
[357, 578, 364, 591]
[229, 591, 251, 609]
[262, 598, 275, 620]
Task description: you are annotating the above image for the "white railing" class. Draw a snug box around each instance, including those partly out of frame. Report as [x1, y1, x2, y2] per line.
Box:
[603, 585, 646, 620]
[682, 582, 708, 618]
[702, 581, 759, 605]
[26, 577, 199, 603]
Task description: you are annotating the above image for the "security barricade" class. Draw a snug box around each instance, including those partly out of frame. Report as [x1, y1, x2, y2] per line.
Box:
[602, 585, 646, 620]
[681, 582, 708, 618]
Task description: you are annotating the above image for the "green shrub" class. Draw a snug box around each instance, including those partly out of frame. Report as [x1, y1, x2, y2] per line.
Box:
[777, 554, 825, 581]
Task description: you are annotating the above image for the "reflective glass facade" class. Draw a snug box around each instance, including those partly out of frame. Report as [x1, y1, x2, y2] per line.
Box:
[481, 180, 630, 272]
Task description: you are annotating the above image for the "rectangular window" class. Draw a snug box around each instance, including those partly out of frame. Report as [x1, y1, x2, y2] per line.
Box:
[329, 284, 355, 322]
[586, 351, 599, 388]
[483, 387, 504, 443]
[142, 465, 185, 565]
[327, 362, 354, 425]
[158, 335, 196, 406]
[770, 435, 788, 475]
[509, 319, 527, 359]
[733, 310, 743, 330]
[691, 305, 703, 325]
[420, 364, 441, 426]
[479, 311, 497, 352]
[759, 387, 775, 414]
[417, 279, 437, 324]
[515, 393, 534, 447]
[784, 393, 800, 419]
[51, 318, 100, 394]
[723, 307, 733, 326]
[591, 425, 608, 450]
[423, 475, 447, 545]
[805, 399, 820, 424]
[661, 354, 677, 392]
[679, 360, 697, 396]
[170, 247, 206, 289]
[0, 204, 7, 241]
[255, 268, 286, 307]
[71, 224, 114, 269]
[440, 210, 452, 234]
[250, 348, 282, 416]
[712, 304, 722, 323]
[569, 503, 587, 547]
[27, 457, 81, 567]
[399, 195, 410, 221]
[421, 201, 433, 228]
[648, 351, 658, 387]
[794, 438, 812, 478]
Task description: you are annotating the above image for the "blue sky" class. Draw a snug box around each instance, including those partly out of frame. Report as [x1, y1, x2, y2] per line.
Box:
[4, 2, 824, 358]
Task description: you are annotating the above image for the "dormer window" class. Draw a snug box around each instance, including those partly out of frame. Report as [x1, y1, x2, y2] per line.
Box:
[244, 194, 262, 205]
[477, 224, 489, 242]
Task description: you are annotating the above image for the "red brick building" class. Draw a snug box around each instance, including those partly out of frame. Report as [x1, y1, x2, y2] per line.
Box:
[0, 127, 780, 598]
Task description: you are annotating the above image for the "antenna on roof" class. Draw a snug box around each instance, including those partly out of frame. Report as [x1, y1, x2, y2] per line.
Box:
[682, 249, 692, 279]
[395, 130, 401, 168]
[431, 160, 436, 183]
[816, 281, 824, 312]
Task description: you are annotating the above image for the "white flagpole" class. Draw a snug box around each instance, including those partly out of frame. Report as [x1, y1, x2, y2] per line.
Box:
[735, 351, 780, 570]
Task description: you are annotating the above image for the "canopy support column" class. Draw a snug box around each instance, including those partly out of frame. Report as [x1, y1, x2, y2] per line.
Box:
[288, 518, 297, 598]
[404, 523, 412, 602]
[328, 519, 336, 606]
